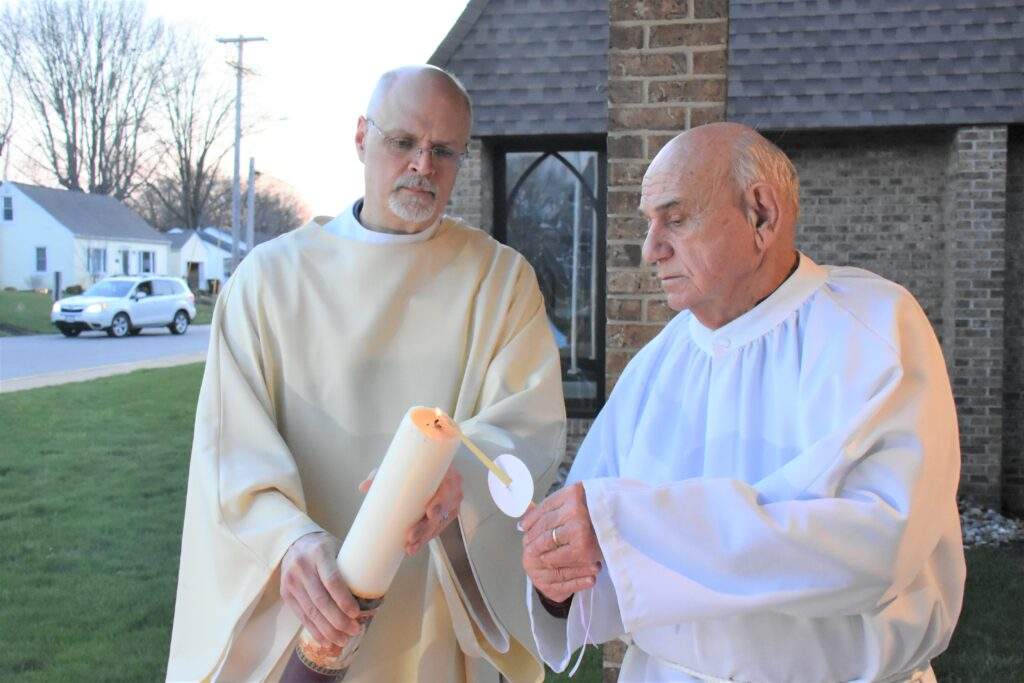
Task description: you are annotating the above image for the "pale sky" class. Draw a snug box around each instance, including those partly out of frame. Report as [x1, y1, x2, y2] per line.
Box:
[5, 0, 471, 217]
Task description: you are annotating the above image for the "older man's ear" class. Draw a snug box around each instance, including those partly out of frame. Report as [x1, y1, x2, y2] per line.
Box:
[746, 182, 782, 252]
[354, 116, 369, 162]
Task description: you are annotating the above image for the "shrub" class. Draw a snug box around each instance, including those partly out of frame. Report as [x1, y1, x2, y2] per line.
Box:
[63, 285, 84, 296]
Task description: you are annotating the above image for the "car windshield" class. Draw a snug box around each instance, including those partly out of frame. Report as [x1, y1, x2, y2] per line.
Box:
[83, 280, 134, 297]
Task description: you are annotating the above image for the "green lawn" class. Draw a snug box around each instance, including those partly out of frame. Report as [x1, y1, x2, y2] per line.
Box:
[0, 289, 212, 335]
[934, 542, 1024, 681]
[0, 366, 1020, 681]
[0, 290, 55, 335]
[192, 301, 213, 326]
[0, 364, 201, 680]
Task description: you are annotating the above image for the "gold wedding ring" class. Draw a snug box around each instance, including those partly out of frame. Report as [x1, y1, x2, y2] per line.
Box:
[551, 526, 560, 547]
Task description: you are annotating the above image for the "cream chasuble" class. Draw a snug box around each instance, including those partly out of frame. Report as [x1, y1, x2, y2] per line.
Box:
[167, 209, 565, 682]
[530, 256, 965, 683]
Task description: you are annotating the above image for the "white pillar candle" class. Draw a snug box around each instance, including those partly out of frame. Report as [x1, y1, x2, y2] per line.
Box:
[289, 406, 459, 679]
[335, 405, 459, 598]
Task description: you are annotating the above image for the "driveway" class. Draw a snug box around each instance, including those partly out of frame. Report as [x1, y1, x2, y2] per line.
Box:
[0, 325, 210, 392]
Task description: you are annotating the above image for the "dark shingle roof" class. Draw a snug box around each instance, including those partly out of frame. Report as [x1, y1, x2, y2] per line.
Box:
[167, 227, 271, 252]
[727, 0, 1024, 130]
[166, 229, 195, 250]
[198, 229, 241, 253]
[430, 0, 608, 136]
[10, 182, 169, 243]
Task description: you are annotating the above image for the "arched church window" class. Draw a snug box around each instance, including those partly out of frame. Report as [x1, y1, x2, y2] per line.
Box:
[497, 145, 606, 417]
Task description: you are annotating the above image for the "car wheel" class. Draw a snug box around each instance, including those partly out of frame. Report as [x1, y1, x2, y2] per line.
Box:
[169, 309, 190, 335]
[107, 312, 131, 338]
[58, 327, 81, 338]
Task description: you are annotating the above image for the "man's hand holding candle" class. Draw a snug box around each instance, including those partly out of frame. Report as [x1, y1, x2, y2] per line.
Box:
[520, 482, 603, 604]
[359, 462, 464, 556]
[280, 531, 363, 652]
[282, 463, 462, 651]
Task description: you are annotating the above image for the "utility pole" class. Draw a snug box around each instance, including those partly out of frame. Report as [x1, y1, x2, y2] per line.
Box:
[216, 35, 266, 275]
[246, 157, 256, 257]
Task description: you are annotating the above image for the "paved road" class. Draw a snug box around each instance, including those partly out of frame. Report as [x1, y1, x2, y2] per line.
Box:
[0, 325, 210, 390]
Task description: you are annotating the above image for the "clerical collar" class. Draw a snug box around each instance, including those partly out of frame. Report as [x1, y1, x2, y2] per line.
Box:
[321, 199, 442, 244]
[688, 253, 828, 356]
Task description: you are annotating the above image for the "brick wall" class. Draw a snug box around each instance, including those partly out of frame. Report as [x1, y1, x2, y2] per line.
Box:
[1004, 127, 1023, 514]
[942, 126, 1007, 507]
[606, 0, 728, 393]
[773, 127, 1013, 509]
[446, 140, 493, 233]
[776, 129, 949, 333]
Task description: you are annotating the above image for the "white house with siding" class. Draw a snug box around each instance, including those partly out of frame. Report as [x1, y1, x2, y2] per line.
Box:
[167, 227, 242, 292]
[0, 181, 171, 290]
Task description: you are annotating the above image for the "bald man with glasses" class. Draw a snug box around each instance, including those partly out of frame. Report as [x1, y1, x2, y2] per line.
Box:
[167, 65, 565, 683]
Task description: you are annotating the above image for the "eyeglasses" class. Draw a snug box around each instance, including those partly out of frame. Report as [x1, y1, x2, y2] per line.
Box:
[365, 118, 467, 169]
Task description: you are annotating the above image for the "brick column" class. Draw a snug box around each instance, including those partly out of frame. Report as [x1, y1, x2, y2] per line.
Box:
[604, 1, 728, 675]
[942, 126, 1007, 508]
[1004, 128, 1023, 514]
[447, 139, 493, 233]
[606, 0, 728, 394]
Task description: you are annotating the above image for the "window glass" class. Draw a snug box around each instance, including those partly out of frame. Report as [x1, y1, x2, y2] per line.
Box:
[36, 247, 46, 272]
[84, 280, 133, 297]
[153, 280, 176, 296]
[504, 150, 604, 415]
[87, 248, 107, 275]
[2, 196, 12, 220]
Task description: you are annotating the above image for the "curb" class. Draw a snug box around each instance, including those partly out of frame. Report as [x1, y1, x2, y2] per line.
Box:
[0, 352, 206, 393]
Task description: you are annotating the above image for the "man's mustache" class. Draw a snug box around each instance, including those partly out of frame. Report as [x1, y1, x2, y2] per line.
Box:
[393, 175, 437, 196]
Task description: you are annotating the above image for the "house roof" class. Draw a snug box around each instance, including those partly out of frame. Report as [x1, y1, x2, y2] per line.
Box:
[430, 0, 608, 137]
[198, 229, 239, 253]
[7, 181, 170, 243]
[166, 228, 196, 250]
[163, 226, 240, 254]
[727, 0, 1024, 130]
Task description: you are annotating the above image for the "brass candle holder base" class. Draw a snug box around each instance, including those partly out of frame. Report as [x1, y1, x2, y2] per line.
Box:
[280, 596, 383, 682]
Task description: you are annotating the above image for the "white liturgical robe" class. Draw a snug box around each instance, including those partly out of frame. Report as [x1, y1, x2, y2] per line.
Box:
[168, 206, 566, 682]
[530, 255, 965, 682]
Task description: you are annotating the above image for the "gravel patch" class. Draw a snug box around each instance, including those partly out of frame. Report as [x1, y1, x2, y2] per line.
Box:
[960, 500, 1024, 548]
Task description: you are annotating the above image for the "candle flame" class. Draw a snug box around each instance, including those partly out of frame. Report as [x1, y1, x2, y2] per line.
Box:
[426, 406, 513, 487]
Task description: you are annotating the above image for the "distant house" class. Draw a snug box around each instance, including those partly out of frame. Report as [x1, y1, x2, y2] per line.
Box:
[167, 226, 254, 292]
[168, 226, 282, 292]
[0, 181, 171, 290]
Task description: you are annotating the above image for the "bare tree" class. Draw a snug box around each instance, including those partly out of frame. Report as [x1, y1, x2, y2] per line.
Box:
[246, 175, 309, 239]
[136, 173, 308, 237]
[0, 6, 19, 162]
[132, 174, 230, 231]
[9, 0, 172, 198]
[135, 36, 234, 229]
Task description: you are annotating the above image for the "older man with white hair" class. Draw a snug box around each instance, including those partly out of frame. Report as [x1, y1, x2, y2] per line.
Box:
[167, 65, 565, 682]
[522, 122, 965, 682]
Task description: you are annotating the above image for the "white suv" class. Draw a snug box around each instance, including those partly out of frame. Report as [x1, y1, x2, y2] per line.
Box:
[51, 276, 198, 338]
